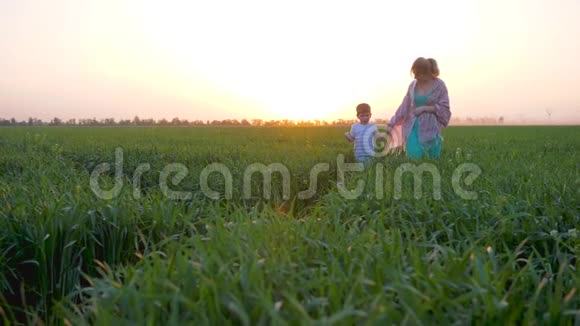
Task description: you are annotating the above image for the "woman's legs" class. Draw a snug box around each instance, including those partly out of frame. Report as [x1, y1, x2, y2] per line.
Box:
[406, 122, 442, 159]
[425, 136, 442, 159]
[406, 120, 423, 159]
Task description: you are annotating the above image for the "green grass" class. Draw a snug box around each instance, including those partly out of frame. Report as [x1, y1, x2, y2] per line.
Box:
[0, 126, 578, 325]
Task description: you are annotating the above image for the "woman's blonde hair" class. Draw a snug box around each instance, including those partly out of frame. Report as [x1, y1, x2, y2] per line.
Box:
[411, 57, 440, 78]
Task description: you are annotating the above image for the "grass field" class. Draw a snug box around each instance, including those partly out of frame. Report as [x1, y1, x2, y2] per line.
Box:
[0, 126, 578, 325]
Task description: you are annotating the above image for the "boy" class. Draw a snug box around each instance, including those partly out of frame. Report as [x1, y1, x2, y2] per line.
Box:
[344, 103, 385, 162]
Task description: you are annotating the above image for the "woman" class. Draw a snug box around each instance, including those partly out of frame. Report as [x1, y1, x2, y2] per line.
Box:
[387, 57, 451, 159]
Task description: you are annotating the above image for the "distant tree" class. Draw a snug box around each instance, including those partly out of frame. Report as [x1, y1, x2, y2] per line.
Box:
[333, 119, 346, 126]
[280, 119, 293, 127]
[498, 116, 504, 124]
[142, 118, 155, 126]
[265, 120, 281, 126]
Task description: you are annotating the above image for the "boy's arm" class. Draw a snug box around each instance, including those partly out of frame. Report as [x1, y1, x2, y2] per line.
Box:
[374, 131, 388, 140]
[344, 131, 354, 142]
[344, 125, 355, 142]
[372, 124, 387, 140]
[374, 123, 389, 134]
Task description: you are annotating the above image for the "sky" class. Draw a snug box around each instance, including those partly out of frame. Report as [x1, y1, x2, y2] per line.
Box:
[0, 0, 579, 123]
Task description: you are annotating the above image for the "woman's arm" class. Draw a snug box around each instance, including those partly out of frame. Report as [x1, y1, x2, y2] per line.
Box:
[415, 106, 436, 115]
[432, 81, 451, 126]
[415, 81, 451, 126]
[388, 92, 411, 129]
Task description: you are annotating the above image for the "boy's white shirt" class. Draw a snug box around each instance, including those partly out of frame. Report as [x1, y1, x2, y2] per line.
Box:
[349, 123, 377, 138]
[349, 123, 378, 161]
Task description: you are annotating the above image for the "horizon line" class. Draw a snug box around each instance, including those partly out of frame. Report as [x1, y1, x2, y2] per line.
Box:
[1, 116, 579, 127]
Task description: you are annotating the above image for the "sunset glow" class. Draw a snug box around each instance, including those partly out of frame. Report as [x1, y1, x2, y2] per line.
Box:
[0, 0, 579, 123]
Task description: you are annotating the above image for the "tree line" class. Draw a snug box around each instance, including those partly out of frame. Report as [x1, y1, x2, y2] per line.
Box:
[0, 116, 371, 127]
[0, 116, 506, 127]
